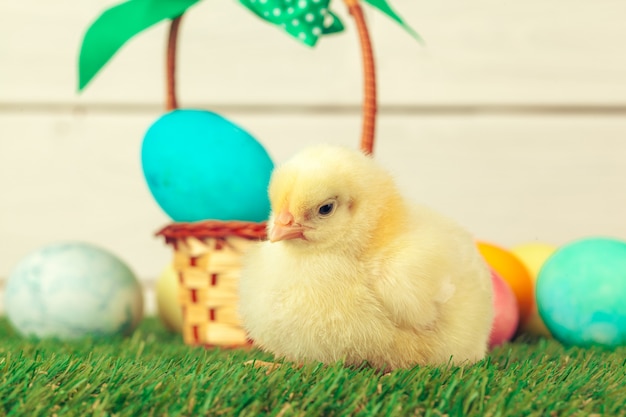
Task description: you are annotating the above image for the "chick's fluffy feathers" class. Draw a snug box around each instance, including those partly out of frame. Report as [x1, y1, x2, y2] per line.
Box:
[239, 145, 493, 370]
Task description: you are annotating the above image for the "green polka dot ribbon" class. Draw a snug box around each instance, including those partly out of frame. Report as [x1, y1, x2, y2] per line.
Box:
[239, 0, 345, 46]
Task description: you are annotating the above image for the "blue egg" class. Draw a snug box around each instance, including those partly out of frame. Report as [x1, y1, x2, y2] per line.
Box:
[536, 237, 626, 347]
[5, 242, 144, 340]
[141, 110, 274, 222]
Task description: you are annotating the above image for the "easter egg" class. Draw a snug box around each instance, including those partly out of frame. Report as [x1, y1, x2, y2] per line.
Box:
[156, 263, 183, 333]
[478, 241, 533, 326]
[511, 243, 557, 278]
[536, 237, 626, 347]
[142, 110, 274, 222]
[511, 243, 557, 337]
[489, 270, 520, 347]
[4, 242, 144, 339]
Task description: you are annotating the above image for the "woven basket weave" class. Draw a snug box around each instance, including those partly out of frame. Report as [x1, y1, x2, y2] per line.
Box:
[157, 221, 266, 347]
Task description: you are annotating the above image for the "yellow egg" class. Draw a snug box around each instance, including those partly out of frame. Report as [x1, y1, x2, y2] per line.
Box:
[156, 263, 183, 333]
[511, 243, 557, 337]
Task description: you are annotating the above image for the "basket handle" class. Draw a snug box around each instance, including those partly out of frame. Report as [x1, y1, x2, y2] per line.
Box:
[164, 6, 377, 155]
[343, 0, 377, 156]
[166, 15, 182, 111]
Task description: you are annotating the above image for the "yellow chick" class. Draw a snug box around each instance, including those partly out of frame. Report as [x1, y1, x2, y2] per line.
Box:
[239, 145, 493, 370]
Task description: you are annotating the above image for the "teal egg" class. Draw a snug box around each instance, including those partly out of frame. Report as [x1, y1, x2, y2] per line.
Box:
[536, 237, 626, 347]
[5, 242, 144, 339]
[141, 110, 274, 222]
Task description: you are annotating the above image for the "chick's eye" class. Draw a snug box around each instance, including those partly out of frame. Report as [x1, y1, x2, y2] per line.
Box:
[318, 203, 335, 217]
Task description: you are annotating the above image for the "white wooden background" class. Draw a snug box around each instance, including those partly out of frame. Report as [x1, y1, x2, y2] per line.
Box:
[2, 0, 626, 314]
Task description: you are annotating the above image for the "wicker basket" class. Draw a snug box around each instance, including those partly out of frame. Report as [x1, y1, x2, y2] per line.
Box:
[157, 221, 266, 347]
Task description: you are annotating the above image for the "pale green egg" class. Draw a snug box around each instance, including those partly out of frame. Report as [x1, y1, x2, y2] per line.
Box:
[5, 242, 144, 340]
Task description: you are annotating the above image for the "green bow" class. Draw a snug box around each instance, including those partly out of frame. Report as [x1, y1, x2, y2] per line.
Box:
[77, 0, 420, 91]
[362, 0, 421, 42]
[238, 0, 344, 47]
[243, 0, 421, 45]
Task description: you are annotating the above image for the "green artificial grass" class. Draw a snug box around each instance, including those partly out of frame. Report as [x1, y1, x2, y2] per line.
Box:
[0, 319, 624, 417]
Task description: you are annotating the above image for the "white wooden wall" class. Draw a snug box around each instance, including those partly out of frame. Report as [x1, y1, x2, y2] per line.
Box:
[2, 0, 626, 314]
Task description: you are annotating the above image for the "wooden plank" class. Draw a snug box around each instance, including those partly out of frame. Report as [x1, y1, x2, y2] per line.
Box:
[1, 0, 625, 106]
[1, 111, 625, 284]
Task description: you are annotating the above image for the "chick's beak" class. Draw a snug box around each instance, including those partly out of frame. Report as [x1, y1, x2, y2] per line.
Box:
[269, 209, 306, 242]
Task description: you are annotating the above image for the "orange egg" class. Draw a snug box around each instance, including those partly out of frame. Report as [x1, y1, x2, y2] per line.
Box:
[477, 241, 534, 325]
